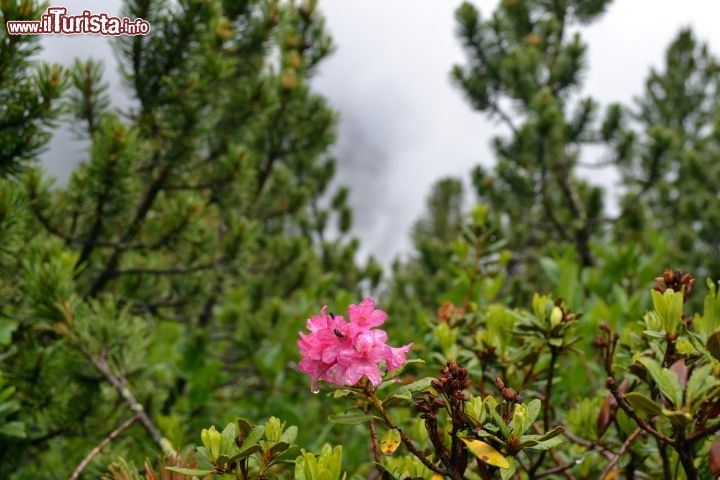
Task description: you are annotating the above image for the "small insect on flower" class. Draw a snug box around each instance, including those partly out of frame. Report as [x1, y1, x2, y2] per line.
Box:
[297, 298, 413, 390]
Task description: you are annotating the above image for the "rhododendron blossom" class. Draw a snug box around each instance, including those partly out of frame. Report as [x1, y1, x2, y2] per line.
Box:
[297, 298, 412, 391]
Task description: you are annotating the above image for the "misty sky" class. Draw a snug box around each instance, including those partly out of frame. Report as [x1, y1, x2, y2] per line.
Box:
[38, 0, 720, 263]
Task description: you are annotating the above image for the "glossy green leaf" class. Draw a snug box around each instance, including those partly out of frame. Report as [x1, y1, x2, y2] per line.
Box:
[686, 363, 719, 409]
[236, 418, 253, 437]
[624, 392, 663, 416]
[220, 422, 237, 455]
[228, 444, 263, 462]
[239, 425, 265, 451]
[526, 399, 541, 426]
[639, 357, 682, 406]
[268, 441, 291, 456]
[383, 377, 433, 407]
[520, 426, 565, 449]
[522, 436, 564, 451]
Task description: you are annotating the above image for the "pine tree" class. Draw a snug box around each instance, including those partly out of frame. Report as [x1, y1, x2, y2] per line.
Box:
[1, 0, 378, 476]
[0, 0, 64, 174]
[615, 29, 720, 282]
[411, 0, 720, 303]
[449, 0, 614, 300]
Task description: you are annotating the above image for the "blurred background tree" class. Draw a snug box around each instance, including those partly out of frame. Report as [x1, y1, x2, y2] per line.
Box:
[1, 0, 380, 477]
[391, 0, 720, 311]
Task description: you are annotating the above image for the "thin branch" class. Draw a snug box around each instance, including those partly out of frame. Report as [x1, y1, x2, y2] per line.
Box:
[598, 427, 642, 479]
[606, 377, 675, 446]
[89, 352, 174, 456]
[368, 394, 449, 477]
[111, 260, 219, 277]
[576, 157, 617, 169]
[688, 418, 720, 444]
[489, 99, 520, 135]
[536, 457, 583, 478]
[563, 430, 615, 460]
[69, 413, 141, 480]
[75, 141, 118, 269]
[86, 162, 172, 297]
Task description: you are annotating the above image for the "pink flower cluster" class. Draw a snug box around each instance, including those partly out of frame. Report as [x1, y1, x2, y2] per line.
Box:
[297, 298, 412, 391]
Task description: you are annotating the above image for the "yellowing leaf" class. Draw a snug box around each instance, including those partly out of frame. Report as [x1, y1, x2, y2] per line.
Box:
[460, 437, 510, 468]
[602, 467, 621, 480]
[380, 429, 401, 456]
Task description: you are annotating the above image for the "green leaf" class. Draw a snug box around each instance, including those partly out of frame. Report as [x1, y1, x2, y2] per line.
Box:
[685, 363, 718, 409]
[466, 395, 485, 425]
[228, 444, 262, 462]
[707, 332, 720, 362]
[526, 399, 541, 425]
[511, 404, 528, 439]
[651, 289, 683, 336]
[280, 425, 298, 444]
[528, 436, 564, 451]
[651, 289, 668, 325]
[624, 392, 663, 416]
[484, 396, 509, 437]
[166, 467, 214, 476]
[661, 408, 692, 429]
[500, 457, 517, 480]
[0, 319, 18, 346]
[383, 377, 433, 407]
[327, 413, 381, 425]
[519, 426, 565, 449]
[236, 418, 253, 437]
[332, 389, 352, 398]
[0, 386, 15, 404]
[638, 357, 682, 406]
[239, 425, 265, 451]
[698, 280, 720, 337]
[268, 441, 291, 456]
[220, 422, 238, 455]
[381, 358, 425, 383]
[0, 398, 19, 418]
[0, 421, 26, 438]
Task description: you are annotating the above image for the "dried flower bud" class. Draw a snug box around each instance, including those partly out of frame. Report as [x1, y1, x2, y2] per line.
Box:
[501, 387, 521, 403]
[654, 268, 694, 301]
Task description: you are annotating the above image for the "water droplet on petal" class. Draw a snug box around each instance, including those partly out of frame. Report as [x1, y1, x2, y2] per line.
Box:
[311, 386, 320, 394]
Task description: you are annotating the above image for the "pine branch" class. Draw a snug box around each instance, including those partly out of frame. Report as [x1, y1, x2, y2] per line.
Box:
[111, 260, 219, 277]
[74, 140, 118, 269]
[69, 413, 141, 480]
[86, 163, 171, 297]
[88, 351, 174, 456]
